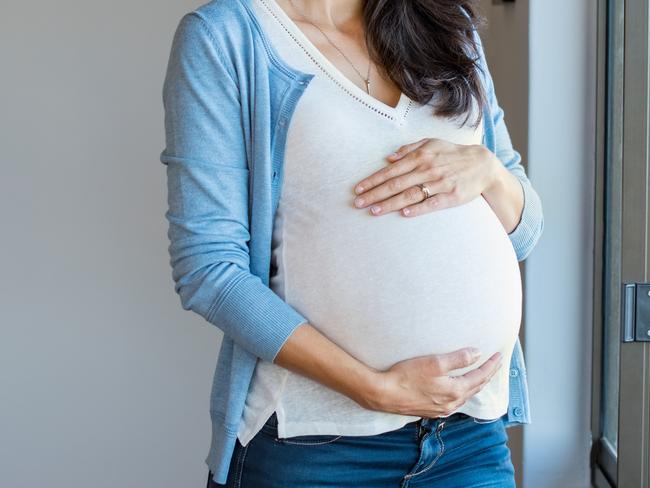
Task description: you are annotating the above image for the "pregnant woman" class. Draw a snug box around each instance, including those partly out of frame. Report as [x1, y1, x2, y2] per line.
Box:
[160, 0, 544, 487]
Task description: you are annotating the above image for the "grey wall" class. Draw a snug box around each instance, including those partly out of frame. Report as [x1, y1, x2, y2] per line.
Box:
[525, 0, 597, 486]
[0, 2, 215, 487]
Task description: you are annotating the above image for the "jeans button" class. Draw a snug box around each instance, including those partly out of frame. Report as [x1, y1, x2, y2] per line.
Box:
[509, 368, 519, 377]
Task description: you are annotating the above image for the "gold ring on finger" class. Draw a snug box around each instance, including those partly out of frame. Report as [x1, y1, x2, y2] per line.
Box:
[417, 183, 432, 200]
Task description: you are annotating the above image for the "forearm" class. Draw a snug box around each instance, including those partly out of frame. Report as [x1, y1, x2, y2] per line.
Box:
[481, 150, 525, 235]
[274, 322, 383, 409]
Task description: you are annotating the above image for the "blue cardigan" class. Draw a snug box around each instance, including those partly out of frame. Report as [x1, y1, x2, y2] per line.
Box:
[160, 0, 544, 483]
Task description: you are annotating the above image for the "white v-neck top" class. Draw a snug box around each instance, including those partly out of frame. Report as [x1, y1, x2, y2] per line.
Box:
[237, 0, 522, 446]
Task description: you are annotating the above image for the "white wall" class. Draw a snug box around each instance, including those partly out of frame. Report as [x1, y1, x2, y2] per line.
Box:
[524, 0, 597, 486]
[0, 2, 215, 487]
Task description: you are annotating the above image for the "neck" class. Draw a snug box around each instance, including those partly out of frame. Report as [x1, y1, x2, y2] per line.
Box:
[287, 0, 364, 28]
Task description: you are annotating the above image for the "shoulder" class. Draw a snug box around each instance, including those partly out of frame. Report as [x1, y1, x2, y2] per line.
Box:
[170, 0, 259, 71]
[192, 0, 253, 35]
[167, 0, 259, 79]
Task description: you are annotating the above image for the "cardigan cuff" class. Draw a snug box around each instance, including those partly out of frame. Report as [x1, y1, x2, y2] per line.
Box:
[207, 269, 309, 363]
[507, 177, 544, 261]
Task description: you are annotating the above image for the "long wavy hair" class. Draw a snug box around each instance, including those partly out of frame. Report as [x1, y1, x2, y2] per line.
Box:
[363, 0, 487, 129]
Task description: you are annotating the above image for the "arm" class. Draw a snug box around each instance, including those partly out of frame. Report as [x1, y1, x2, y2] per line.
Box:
[274, 321, 502, 416]
[161, 12, 387, 409]
[274, 322, 382, 408]
[473, 29, 545, 261]
[161, 12, 310, 363]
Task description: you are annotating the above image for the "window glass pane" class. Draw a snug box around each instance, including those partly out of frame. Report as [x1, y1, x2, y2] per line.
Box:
[602, 184, 620, 451]
[601, 0, 623, 448]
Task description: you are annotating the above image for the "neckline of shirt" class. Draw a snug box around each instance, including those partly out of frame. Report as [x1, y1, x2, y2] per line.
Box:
[257, 0, 413, 123]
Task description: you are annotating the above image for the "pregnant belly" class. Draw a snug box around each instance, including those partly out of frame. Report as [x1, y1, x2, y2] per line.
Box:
[271, 195, 522, 373]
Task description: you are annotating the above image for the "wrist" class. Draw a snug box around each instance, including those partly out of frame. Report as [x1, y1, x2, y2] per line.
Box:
[481, 146, 507, 194]
[356, 367, 390, 411]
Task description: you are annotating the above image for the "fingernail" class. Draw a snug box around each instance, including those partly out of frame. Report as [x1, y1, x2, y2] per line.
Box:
[355, 185, 364, 194]
[402, 208, 410, 216]
[354, 197, 365, 207]
[388, 152, 399, 159]
[370, 205, 381, 214]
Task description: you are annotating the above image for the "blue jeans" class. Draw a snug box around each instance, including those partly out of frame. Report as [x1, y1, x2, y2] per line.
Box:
[208, 411, 516, 487]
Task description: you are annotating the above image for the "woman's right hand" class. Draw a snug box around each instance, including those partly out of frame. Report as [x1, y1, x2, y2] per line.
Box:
[361, 348, 503, 418]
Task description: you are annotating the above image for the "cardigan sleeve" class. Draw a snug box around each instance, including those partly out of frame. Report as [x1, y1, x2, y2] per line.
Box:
[160, 12, 308, 363]
[473, 30, 545, 261]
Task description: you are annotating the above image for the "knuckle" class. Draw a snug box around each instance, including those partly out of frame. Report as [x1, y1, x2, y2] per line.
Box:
[427, 166, 442, 179]
[430, 396, 444, 408]
[428, 197, 441, 208]
[387, 178, 402, 192]
[383, 166, 398, 179]
[405, 186, 422, 201]
[461, 349, 475, 365]
[413, 147, 427, 160]
[449, 383, 463, 401]
[443, 177, 455, 191]
[428, 356, 443, 371]
[431, 150, 443, 161]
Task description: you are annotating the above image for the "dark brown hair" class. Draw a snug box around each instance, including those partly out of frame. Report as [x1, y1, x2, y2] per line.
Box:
[363, 0, 487, 129]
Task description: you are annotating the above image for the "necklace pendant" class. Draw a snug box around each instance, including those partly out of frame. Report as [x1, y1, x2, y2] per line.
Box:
[365, 79, 370, 94]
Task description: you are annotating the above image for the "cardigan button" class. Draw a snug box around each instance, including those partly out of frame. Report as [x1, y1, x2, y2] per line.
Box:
[512, 407, 523, 417]
[509, 368, 519, 378]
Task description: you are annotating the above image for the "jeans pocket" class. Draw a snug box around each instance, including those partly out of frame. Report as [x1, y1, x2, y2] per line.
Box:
[257, 412, 343, 445]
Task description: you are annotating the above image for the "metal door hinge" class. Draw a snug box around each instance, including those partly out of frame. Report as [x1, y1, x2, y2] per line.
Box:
[621, 283, 650, 342]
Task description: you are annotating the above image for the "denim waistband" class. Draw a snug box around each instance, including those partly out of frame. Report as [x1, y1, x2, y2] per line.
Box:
[418, 412, 472, 430]
[263, 410, 473, 431]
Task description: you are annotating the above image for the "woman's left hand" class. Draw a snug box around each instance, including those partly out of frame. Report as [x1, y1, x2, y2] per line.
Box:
[352, 137, 501, 217]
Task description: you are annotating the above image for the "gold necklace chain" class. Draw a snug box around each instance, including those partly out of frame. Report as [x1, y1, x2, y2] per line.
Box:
[287, 0, 372, 94]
